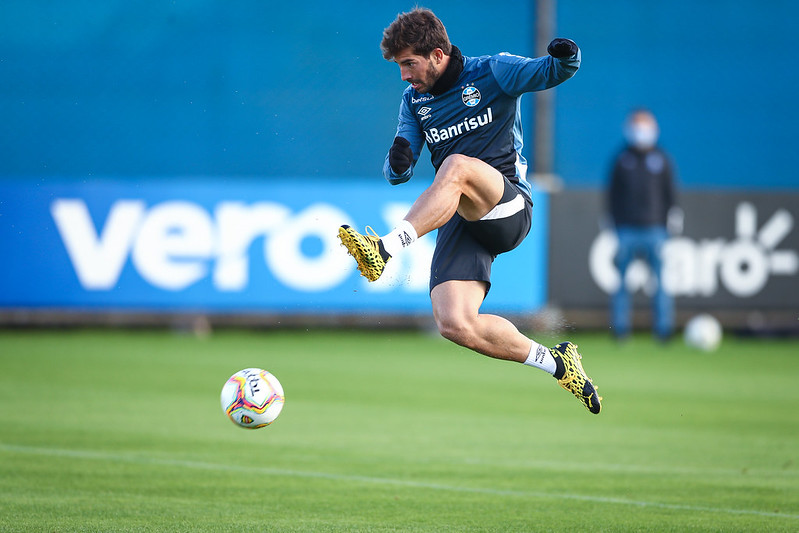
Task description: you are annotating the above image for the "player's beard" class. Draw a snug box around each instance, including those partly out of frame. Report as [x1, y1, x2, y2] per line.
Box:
[411, 59, 441, 94]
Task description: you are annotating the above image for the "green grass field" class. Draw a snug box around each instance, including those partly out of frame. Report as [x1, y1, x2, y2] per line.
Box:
[1, 328, 797, 532]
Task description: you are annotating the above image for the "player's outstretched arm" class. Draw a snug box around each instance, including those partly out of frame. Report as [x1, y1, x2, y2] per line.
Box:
[491, 38, 580, 96]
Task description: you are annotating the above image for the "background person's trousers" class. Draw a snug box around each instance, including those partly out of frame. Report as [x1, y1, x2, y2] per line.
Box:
[612, 225, 673, 340]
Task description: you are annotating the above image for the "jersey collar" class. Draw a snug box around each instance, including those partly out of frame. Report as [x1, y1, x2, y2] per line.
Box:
[428, 45, 464, 96]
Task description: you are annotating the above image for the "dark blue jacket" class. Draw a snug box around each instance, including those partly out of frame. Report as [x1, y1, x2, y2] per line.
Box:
[608, 146, 677, 227]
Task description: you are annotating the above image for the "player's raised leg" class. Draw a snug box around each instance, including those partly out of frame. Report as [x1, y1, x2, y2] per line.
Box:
[339, 154, 504, 282]
[430, 280, 532, 362]
[404, 154, 506, 235]
[431, 280, 601, 414]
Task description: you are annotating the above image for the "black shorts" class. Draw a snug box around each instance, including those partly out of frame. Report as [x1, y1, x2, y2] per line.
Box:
[429, 177, 533, 293]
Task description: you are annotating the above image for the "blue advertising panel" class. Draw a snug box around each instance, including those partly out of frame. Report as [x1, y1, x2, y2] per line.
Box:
[1, 178, 548, 314]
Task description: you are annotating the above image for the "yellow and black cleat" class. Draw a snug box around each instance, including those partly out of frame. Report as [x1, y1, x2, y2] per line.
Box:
[551, 342, 602, 414]
[338, 225, 391, 282]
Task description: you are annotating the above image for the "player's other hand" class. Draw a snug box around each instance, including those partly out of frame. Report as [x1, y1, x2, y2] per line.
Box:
[388, 136, 413, 174]
[547, 38, 578, 59]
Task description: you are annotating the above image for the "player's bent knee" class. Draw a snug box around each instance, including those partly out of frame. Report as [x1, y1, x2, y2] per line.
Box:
[440, 153, 472, 169]
[435, 316, 476, 348]
[437, 154, 475, 183]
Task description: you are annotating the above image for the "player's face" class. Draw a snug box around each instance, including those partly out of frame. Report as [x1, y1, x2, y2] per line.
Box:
[394, 48, 443, 94]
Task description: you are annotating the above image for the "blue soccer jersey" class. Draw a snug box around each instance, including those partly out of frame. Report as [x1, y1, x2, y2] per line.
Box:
[383, 47, 580, 200]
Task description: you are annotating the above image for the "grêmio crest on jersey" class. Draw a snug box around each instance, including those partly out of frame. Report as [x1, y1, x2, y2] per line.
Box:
[461, 85, 481, 106]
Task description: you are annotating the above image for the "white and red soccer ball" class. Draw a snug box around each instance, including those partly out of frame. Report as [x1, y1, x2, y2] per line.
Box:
[221, 368, 285, 429]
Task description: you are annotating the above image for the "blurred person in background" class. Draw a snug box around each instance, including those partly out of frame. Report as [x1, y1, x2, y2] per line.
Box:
[607, 108, 682, 342]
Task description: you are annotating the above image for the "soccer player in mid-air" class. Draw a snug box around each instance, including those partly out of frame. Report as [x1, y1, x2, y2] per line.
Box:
[339, 8, 601, 414]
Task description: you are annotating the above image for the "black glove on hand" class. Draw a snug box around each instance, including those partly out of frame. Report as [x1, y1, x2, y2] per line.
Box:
[547, 38, 578, 59]
[388, 136, 413, 174]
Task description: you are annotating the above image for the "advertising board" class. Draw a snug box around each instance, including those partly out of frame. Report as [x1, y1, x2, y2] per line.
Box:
[1, 178, 548, 314]
[549, 191, 799, 311]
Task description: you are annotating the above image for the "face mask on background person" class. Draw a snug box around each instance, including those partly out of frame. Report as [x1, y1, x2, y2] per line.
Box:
[624, 120, 659, 150]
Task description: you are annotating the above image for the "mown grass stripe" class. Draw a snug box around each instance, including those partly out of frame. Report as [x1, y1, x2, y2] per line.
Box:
[2, 443, 795, 521]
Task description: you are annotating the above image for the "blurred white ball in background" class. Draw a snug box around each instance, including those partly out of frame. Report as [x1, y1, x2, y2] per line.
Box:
[684, 314, 723, 352]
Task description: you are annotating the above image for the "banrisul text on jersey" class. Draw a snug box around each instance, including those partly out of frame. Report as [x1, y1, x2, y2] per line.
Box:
[424, 107, 493, 144]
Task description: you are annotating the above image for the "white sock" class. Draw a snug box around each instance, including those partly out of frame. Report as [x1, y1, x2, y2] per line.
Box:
[522, 341, 556, 375]
[381, 220, 417, 257]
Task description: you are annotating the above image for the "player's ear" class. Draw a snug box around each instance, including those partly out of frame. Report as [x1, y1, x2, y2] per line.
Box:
[431, 48, 445, 64]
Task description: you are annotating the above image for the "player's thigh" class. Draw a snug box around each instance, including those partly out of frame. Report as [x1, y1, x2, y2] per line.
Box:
[438, 154, 505, 221]
[431, 279, 489, 329]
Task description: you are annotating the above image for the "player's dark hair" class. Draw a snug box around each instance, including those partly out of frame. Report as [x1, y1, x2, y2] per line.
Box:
[381, 8, 452, 60]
